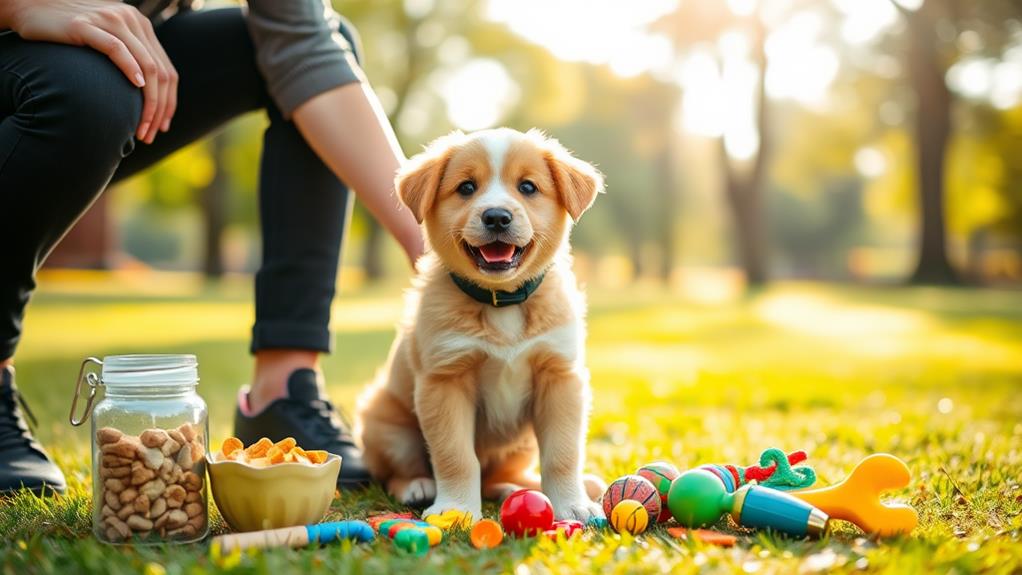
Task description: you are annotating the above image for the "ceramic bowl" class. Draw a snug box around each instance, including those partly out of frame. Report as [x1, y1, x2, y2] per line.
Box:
[206, 453, 341, 532]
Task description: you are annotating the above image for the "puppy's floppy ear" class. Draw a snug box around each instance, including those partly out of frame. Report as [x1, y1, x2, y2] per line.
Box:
[539, 134, 605, 222]
[396, 132, 463, 223]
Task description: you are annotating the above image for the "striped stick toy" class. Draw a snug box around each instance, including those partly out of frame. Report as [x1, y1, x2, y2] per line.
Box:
[213, 520, 374, 553]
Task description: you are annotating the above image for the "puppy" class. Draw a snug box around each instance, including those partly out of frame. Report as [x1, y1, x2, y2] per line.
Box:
[356, 128, 605, 521]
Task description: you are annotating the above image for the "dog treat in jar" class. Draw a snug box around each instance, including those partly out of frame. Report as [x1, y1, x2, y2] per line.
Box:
[69, 354, 209, 544]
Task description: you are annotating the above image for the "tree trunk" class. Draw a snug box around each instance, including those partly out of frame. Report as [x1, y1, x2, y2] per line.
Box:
[905, 4, 959, 285]
[720, 19, 769, 287]
[201, 134, 229, 278]
[627, 232, 644, 279]
[655, 140, 677, 282]
[723, 167, 767, 286]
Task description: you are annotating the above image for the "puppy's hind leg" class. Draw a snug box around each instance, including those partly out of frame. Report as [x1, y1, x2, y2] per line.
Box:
[583, 474, 607, 501]
[389, 476, 437, 509]
[357, 387, 435, 507]
[367, 420, 435, 507]
[482, 445, 541, 502]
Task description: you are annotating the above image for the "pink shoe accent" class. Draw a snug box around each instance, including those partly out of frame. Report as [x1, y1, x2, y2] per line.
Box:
[237, 386, 254, 416]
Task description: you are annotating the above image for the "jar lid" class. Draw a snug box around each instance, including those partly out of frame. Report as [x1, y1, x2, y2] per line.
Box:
[101, 354, 199, 387]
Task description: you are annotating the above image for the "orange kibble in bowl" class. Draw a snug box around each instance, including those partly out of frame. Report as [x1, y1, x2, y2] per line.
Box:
[244, 437, 273, 458]
[266, 446, 286, 464]
[211, 438, 332, 467]
[222, 437, 244, 457]
[210, 437, 330, 467]
[207, 436, 341, 533]
[274, 437, 297, 453]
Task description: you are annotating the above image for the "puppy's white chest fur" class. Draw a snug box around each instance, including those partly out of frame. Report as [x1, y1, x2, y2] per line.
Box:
[418, 297, 582, 437]
[477, 307, 531, 434]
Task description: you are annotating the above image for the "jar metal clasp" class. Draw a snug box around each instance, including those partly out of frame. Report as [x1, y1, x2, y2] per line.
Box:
[69, 357, 103, 426]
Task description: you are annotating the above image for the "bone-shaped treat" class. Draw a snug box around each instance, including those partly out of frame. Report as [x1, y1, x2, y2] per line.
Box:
[791, 453, 918, 537]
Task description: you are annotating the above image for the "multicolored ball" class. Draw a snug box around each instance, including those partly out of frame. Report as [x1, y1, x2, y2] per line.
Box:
[610, 500, 649, 534]
[636, 461, 681, 522]
[602, 474, 661, 523]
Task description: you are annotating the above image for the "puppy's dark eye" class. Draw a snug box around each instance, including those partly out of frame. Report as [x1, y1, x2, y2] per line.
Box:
[518, 180, 537, 196]
[457, 180, 476, 196]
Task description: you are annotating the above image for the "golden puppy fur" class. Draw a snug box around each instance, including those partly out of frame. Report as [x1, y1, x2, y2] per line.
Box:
[355, 128, 605, 521]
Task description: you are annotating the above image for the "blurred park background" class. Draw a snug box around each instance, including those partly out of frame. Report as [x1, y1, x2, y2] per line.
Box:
[47, 0, 1022, 290]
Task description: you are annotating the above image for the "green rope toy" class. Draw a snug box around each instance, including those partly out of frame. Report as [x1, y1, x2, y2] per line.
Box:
[699, 447, 816, 492]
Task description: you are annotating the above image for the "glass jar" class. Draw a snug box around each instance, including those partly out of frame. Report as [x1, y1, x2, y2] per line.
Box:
[70, 354, 209, 544]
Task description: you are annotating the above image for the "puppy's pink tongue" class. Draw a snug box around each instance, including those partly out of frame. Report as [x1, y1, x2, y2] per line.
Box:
[478, 242, 516, 263]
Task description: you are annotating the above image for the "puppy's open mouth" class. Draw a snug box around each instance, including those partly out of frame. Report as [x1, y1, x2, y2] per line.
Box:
[463, 241, 528, 272]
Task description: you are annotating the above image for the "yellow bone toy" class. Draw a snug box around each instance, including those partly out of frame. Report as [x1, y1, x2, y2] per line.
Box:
[424, 509, 473, 530]
[791, 453, 918, 537]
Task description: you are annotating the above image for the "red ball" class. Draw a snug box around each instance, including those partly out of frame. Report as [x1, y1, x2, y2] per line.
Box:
[636, 462, 681, 522]
[602, 474, 661, 523]
[500, 489, 554, 537]
[550, 519, 583, 538]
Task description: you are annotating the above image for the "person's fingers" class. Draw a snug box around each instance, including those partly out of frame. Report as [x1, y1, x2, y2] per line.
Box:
[120, 13, 167, 143]
[140, 58, 165, 143]
[72, 23, 145, 89]
[162, 66, 178, 132]
[155, 57, 177, 133]
[136, 18, 177, 133]
[147, 77, 169, 142]
[148, 40, 176, 134]
[125, 14, 169, 142]
[108, 19, 160, 142]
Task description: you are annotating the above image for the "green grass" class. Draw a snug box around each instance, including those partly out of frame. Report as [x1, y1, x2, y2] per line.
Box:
[2, 273, 1021, 574]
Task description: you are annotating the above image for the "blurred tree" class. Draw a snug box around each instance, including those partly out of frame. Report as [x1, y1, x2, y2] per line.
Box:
[199, 132, 230, 278]
[768, 96, 876, 278]
[884, 0, 1021, 284]
[534, 67, 680, 279]
[948, 104, 1022, 283]
[653, 3, 774, 286]
[896, 0, 958, 284]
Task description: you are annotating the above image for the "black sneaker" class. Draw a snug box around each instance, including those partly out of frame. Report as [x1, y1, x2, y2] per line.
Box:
[233, 369, 372, 490]
[0, 366, 66, 495]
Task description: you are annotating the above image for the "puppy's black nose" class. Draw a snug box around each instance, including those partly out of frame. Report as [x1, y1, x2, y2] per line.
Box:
[482, 208, 513, 232]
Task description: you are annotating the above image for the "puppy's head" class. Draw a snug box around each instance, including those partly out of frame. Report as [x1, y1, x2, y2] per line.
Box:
[397, 128, 603, 290]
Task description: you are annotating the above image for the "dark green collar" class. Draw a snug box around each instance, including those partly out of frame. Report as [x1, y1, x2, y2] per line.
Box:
[449, 272, 546, 307]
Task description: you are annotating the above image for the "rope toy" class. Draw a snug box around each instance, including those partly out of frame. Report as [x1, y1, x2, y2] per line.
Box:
[700, 447, 816, 492]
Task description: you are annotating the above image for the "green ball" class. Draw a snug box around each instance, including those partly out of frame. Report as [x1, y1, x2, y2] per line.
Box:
[667, 469, 731, 527]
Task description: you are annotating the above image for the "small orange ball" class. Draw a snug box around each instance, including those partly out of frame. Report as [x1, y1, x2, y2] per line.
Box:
[470, 519, 504, 549]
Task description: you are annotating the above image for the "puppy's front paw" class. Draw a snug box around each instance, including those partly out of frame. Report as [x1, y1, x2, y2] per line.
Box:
[422, 499, 481, 524]
[551, 497, 605, 522]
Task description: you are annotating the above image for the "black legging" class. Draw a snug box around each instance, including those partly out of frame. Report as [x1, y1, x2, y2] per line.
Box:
[0, 7, 360, 360]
